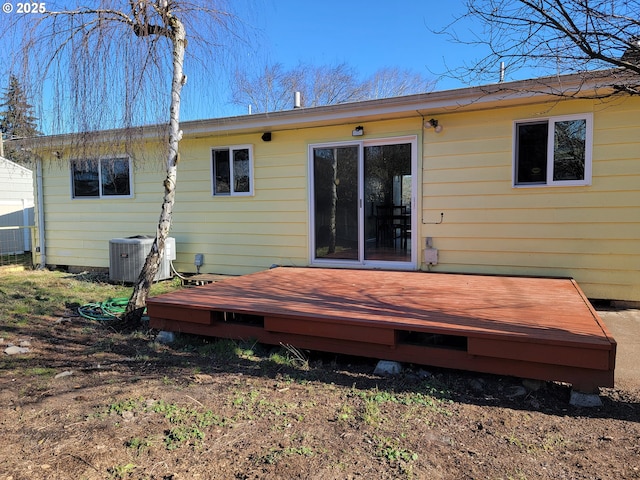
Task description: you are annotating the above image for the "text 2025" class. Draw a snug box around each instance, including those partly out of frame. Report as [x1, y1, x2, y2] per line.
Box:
[17, 2, 46, 13]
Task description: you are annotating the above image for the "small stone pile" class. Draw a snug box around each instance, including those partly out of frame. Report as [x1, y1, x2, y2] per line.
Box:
[1, 337, 31, 355]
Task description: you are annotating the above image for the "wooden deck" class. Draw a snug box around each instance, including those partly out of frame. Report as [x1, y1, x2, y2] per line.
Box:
[147, 267, 617, 392]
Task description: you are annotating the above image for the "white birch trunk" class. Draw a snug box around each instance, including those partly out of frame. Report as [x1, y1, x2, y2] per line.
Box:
[124, 14, 186, 323]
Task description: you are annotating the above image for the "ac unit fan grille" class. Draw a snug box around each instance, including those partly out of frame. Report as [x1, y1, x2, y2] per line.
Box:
[109, 236, 175, 283]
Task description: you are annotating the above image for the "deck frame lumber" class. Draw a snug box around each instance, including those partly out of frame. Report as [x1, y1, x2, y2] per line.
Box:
[147, 267, 617, 392]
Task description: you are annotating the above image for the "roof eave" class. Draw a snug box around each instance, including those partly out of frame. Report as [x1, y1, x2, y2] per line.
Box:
[181, 69, 624, 137]
[21, 69, 630, 147]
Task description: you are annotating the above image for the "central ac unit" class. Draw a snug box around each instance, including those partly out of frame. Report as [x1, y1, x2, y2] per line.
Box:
[109, 235, 176, 283]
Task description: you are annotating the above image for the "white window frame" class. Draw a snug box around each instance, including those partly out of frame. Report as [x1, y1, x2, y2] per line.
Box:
[211, 145, 254, 197]
[70, 156, 133, 199]
[513, 113, 593, 188]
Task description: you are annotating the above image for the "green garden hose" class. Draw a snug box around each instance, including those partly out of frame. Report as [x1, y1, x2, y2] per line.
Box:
[77, 297, 135, 321]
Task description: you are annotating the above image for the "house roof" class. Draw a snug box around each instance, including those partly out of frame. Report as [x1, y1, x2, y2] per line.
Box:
[0, 155, 33, 175]
[183, 70, 624, 138]
[19, 68, 637, 148]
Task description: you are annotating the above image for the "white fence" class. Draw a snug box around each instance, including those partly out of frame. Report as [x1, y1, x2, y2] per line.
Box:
[0, 226, 34, 266]
[0, 200, 34, 254]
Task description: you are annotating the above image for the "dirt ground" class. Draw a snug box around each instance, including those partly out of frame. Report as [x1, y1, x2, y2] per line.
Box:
[1, 293, 639, 479]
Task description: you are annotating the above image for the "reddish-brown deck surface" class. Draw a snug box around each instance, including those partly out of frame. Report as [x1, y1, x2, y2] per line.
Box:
[147, 267, 616, 392]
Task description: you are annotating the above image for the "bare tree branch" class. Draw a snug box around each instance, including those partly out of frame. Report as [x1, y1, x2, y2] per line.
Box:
[436, 0, 640, 91]
[232, 62, 434, 113]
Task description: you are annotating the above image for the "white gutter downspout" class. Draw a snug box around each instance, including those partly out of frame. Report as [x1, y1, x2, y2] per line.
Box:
[35, 156, 46, 268]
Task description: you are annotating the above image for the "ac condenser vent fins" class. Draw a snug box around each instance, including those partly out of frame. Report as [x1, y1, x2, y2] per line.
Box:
[109, 236, 176, 283]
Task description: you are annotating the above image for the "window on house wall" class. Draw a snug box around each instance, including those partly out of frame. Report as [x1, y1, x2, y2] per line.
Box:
[71, 157, 132, 198]
[514, 114, 593, 187]
[212, 145, 253, 196]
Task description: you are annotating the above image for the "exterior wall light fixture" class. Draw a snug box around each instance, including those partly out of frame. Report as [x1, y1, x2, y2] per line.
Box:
[425, 118, 443, 133]
[352, 126, 364, 136]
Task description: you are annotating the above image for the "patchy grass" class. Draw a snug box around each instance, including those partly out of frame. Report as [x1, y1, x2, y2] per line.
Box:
[100, 397, 233, 451]
[1, 269, 639, 480]
[0, 269, 180, 326]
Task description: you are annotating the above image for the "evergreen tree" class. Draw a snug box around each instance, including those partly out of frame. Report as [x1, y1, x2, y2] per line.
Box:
[0, 74, 40, 165]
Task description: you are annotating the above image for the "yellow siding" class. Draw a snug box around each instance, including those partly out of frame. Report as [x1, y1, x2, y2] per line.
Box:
[421, 97, 640, 301]
[38, 98, 639, 301]
[169, 130, 310, 274]
[39, 157, 166, 268]
[164, 120, 421, 275]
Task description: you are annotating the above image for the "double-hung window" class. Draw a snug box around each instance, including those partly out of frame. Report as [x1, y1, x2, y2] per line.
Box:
[212, 145, 253, 196]
[514, 114, 593, 187]
[71, 157, 133, 198]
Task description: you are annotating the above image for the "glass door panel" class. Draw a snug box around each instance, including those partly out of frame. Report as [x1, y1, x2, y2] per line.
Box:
[364, 143, 412, 262]
[312, 146, 359, 260]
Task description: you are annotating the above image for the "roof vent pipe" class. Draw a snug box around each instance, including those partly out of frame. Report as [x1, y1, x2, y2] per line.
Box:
[499, 61, 505, 83]
[294, 91, 301, 109]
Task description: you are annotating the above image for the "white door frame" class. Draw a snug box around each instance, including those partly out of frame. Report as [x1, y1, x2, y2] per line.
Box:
[308, 135, 418, 269]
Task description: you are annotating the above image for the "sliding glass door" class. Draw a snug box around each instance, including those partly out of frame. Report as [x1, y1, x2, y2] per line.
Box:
[311, 136, 416, 267]
[363, 143, 412, 262]
[312, 145, 360, 260]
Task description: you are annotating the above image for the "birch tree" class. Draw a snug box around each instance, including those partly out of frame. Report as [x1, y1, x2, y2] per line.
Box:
[7, 1, 246, 325]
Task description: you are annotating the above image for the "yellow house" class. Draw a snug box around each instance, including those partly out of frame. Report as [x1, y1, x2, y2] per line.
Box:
[29, 71, 640, 302]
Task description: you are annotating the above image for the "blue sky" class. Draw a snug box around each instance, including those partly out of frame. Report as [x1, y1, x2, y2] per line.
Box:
[192, 0, 537, 119]
[0, 1, 529, 125]
[253, 0, 471, 82]
[193, 0, 498, 118]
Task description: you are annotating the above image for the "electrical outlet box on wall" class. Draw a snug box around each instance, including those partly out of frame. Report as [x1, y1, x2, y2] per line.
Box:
[423, 247, 438, 265]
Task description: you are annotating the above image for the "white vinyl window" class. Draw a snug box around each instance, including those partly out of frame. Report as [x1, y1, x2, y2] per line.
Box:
[211, 145, 254, 196]
[71, 157, 133, 198]
[514, 114, 593, 187]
